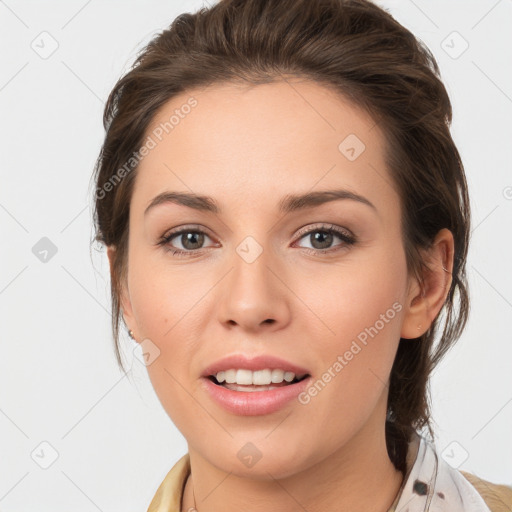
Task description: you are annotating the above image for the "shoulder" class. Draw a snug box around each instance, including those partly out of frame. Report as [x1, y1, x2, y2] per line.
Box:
[460, 470, 512, 512]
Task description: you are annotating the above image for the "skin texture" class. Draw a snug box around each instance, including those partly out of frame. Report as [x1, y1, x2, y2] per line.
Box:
[107, 79, 454, 512]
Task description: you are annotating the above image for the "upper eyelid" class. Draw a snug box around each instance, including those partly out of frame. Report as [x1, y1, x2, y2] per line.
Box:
[294, 223, 352, 238]
[163, 224, 211, 237]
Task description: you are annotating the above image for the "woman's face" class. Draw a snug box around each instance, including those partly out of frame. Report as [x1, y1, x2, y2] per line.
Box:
[116, 80, 421, 477]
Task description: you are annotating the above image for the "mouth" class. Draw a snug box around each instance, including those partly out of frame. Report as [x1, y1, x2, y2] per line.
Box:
[200, 368, 313, 416]
[206, 370, 310, 392]
[200, 354, 313, 415]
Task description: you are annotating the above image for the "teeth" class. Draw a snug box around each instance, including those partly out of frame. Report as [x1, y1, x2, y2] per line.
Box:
[214, 369, 306, 385]
[253, 369, 272, 385]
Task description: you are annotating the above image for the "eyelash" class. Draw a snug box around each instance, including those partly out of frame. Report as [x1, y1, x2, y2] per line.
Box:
[157, 223, 356, 258]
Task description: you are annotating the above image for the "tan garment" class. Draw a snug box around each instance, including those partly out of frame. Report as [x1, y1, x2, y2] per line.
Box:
[460, 471, 512, 512]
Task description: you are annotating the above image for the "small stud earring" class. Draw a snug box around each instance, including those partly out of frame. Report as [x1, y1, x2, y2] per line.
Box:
[417, 324, 422, 331]
[128, 330, 135, 340]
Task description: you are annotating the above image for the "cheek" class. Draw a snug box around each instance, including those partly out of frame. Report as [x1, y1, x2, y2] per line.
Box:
[126, 255, 211, 426]
[293, 251, 406, 398]
[295, 251, 405, 344]
[128, 249, 205, 342]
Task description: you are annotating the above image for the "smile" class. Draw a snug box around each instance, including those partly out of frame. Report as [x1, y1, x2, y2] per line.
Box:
[212, 368, 308, 388]
[201, 372, 312, 416]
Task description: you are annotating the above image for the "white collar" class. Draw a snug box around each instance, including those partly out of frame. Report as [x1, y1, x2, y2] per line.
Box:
[393, 431, 490, 511]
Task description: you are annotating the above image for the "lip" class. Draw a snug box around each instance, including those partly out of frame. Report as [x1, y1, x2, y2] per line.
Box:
[201, 374, 313, 416]
[201, 354, 310, 378]
[200, 354, 312, 416]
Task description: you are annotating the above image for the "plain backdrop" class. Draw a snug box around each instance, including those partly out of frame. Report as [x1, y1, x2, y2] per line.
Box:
[1, 0, 511, 510]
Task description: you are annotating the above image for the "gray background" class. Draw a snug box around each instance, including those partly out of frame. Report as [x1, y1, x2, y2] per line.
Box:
[1, 0, 511, 510]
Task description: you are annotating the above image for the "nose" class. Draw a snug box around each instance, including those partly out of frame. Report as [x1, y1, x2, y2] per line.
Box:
[216, 244, 291, 333]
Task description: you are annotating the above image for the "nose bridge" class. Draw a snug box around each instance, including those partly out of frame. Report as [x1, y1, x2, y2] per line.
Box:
[216, 233, 290, 330]
[231, 233, 277, 302]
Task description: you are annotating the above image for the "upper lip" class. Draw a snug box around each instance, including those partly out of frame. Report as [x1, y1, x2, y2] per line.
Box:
[201, 354, 311, 377]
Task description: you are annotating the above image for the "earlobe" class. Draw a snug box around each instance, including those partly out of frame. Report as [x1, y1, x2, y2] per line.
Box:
[400, 228, 454, 340]
[107, 245, 138, 341]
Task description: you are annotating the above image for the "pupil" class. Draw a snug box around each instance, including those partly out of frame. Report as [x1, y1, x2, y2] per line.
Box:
[182, 232, 204, 250]
[311, 231, 332, 249]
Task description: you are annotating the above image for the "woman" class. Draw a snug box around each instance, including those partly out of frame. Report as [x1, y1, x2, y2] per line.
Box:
[92, 0, 512, 510]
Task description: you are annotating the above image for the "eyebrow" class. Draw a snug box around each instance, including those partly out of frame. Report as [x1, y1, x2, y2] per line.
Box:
[144, 189, 377, 216]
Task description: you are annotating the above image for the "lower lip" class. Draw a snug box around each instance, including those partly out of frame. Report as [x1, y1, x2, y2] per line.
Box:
[201, 376, 312, 416]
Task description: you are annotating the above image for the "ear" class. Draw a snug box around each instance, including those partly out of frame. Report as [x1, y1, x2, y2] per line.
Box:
[107, 245, 137, 341]
[400, 228, 454, 339]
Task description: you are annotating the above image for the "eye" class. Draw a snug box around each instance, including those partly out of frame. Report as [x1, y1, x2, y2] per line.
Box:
[293, 223, 356, 255]
[157, 223, 356, 258]
[158, 225, 217, 256]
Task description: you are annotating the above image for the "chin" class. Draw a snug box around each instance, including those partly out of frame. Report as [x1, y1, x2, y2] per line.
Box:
[198, 437, 318, 481]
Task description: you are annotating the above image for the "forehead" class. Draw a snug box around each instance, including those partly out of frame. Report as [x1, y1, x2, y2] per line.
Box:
[133, 79, 398, 218]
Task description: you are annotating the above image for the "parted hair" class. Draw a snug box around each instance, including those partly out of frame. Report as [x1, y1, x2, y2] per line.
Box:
[92, 0, 471, 474]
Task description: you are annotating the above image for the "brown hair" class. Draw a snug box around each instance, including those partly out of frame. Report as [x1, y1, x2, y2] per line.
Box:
[92, 0, 470, 474]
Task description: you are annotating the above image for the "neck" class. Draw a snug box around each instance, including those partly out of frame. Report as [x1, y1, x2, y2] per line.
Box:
[181, 410, 406, 512]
